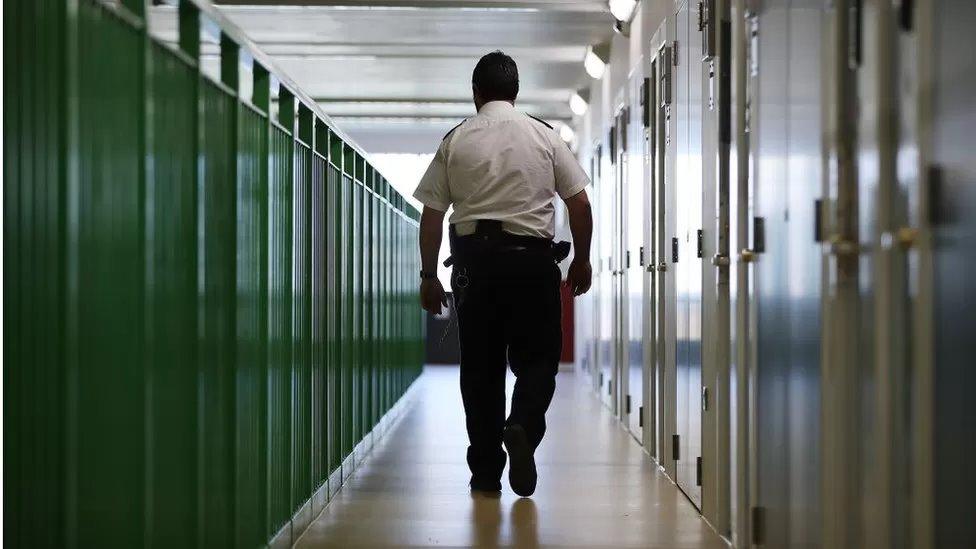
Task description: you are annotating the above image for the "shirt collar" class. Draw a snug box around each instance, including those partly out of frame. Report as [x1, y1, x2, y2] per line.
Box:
[478, 100, 516, 118]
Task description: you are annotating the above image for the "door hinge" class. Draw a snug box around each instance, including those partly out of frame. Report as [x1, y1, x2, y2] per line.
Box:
[700, 0, 717, 60]
[814, 199, 824, 242]
[609, 126, 617, 164]
[673, 41, 679, 66]
[898, 0, 914, 30]
[608, 379, 613, 395]
[659, 44, 673, 107]
[641, 77, 651, 127]
[672, 434, 680, 461]
[701, 386, 709, 411]
[928, 164, 948, 226]
[752, 216, 766, 253]
[626, 250, 631, 269]
[639, 405, 644, 427]
[626, 394, 632, 414]
[672, 237, 679, 263]
[639, 246, 645, 267]
[696, 456, 703, 486]
[697, 229, 704, 258]
[751, 506, 765, 545]
[849, 0, 863, 69]
[599, 372, 604, 387]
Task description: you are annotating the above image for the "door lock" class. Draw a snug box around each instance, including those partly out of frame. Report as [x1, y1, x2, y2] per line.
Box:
[711, 253, 730, 266]
[657, 262, 668, 272]
[828, 234, 860, 256]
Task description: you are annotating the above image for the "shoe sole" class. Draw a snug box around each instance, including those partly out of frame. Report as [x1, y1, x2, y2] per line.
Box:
[503, 425, 537, 497]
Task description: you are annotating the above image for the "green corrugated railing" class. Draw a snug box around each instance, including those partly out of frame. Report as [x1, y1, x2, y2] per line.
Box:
[3, 0, 425, 547]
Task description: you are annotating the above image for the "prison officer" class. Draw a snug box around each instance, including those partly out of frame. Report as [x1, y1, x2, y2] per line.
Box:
[413, 51, 594, 497]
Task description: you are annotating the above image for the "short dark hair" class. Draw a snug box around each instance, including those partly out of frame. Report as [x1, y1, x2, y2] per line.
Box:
[472, 51, 519, 102]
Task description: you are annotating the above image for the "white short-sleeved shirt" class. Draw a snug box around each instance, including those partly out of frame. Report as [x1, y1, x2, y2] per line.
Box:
[412, 100, 589, 239]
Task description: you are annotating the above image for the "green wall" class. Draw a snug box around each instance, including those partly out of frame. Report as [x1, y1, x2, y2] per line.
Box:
[4, 0, 424, 546]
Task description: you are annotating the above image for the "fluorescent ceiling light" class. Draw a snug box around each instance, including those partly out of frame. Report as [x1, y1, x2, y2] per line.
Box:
[570, 93, 589, 116]
[608, 0, 638, 22]
[559, 124, 575, 143]
[584, 46, 606, 79]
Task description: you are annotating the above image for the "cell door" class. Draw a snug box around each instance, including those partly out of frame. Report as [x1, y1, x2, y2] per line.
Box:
[625, 70, 647, 441]
[859, 0, 935, 545]
[698, 0, 733, 527]
[642, 59, 658, 457]
[598, 134, 616, 410]
[928, 2, 976, 546]
[748, 2, 792, 546]
[674, 0, 704, 509]
[612, 106, 629, 418]
[583, 146, 603, 392]
[654, 32, 679, 481]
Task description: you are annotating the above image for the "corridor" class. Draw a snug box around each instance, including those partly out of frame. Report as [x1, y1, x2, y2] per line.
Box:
[297, 366, 726, 548]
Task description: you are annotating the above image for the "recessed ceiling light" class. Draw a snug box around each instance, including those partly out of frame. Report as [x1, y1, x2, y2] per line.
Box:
[570, 93, 589, 116]
[584, 46, 606, 79]
[559, 124, 575, 143]
[608, 0, 638, 22]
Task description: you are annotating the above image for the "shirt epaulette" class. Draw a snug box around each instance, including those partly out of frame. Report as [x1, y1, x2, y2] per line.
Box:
[443, 119, 467, 141]
[527, 114, 554, 130]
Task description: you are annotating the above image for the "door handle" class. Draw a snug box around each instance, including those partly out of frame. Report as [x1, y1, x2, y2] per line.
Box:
[896, 226, 918, 250]
[739, 249, 758, 263]
[711, 253, 730, 267]
[656, 262, 668, 272]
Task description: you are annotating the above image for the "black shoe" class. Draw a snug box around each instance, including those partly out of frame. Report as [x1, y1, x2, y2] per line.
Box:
[503, 424, 537, 497]
[470, 478, 502, 494]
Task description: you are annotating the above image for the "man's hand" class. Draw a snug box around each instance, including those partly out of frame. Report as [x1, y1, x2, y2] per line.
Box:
[421, 278, 448, 314]
[565, 258, 592, 296]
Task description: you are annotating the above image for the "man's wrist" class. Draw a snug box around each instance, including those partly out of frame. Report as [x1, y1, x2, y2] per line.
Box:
[420, 270, 438, 280]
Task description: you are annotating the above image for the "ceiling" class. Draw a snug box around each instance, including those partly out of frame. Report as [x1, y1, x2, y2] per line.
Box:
[150, 1, 615, 153]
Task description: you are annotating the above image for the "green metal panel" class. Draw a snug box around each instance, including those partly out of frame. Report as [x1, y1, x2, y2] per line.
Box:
[146, 41, 198, 547]
[292, 137, 313, 508]
[326, 149, 343, 473]
[362, 167, 373, 432]
[235, 103, 269, 547]
[4, 0, 67, 546]
[5, 1, 423, 546]
[268, 120, 293, 533]
[199, 76, 237, 548]
[73, 2, 146, 545]
[342, 145, 355, 458]
[311, 148, 327, 487]
[352, 156, 363, 445]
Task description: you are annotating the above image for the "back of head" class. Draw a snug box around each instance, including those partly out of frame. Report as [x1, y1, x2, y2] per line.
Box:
[472, 51, 519, 103]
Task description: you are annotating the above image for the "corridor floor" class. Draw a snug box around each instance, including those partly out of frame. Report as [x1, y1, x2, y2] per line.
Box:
[296, 365, 728, 548]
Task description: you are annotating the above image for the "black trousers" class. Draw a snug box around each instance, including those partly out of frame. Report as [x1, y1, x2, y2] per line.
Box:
[451, 247, 562, 486]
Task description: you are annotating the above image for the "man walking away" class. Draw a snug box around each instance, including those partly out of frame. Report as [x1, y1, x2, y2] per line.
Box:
[413, 51, 593, 497]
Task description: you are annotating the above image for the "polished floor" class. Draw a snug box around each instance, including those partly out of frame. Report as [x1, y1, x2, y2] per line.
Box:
[296, 365, 727, 548]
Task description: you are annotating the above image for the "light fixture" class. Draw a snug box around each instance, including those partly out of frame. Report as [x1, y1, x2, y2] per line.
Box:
[559, 124, 575, 143]
[570, 91, 589, 116]
[584, 45, 607, 79]
[608, 0, 637, 22]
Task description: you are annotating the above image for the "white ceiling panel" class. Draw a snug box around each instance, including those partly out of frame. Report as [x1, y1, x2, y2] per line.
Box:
[150, 1, 614, 153]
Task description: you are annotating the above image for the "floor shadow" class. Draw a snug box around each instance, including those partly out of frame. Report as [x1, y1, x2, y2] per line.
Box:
[510, 498, 539, 549]
[470, 491, 503, 547]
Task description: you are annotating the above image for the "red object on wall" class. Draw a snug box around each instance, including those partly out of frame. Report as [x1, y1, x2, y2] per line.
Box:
[560, 283, 574, 363]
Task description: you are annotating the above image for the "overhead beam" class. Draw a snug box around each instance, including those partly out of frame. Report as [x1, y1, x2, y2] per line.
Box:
[214, 0, 607, 12]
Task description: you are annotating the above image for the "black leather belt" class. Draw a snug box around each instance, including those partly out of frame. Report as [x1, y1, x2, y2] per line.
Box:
[444, 220, 570, 267]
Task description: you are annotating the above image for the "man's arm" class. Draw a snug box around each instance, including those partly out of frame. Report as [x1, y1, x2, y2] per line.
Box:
[563, 189, 593, 296]
[419, 206, 448, 314]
